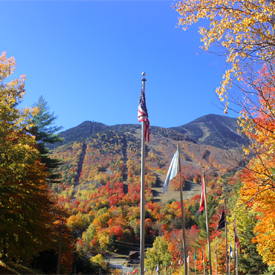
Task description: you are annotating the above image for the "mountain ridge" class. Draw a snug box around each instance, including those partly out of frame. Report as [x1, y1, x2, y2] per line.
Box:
[50, 114, 246, 150]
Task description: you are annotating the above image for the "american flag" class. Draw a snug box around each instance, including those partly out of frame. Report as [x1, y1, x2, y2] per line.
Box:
[138, 85, 150, 142]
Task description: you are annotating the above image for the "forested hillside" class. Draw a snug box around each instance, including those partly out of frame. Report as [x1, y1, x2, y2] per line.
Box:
[43, 114, 250, 274]
[50, 115, 244, 207]
[2, 0, 275, 272]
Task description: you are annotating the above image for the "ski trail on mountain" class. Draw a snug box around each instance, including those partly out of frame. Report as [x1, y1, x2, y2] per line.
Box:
[122, 134, 128, 194]
[71, 141, 87, 201]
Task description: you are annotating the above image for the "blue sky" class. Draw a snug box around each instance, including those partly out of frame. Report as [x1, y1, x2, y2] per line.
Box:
[2, 1, 235, 131]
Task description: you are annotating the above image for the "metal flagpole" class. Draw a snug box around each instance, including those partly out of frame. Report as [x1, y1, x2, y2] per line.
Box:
[229, 249, 231, 275]
[215, 244, 218, 275]
[236, 243, 238, 275]
[194, 251, 196, 275]
[202, 248, 205, 275]
[140, 73, 146, 275]
[233, 217, 236, 275]
[203, 172, 213, 275]
[225, 201, 228, 275]
[178, 145, 188, 275]
[236, 221, 238, 275]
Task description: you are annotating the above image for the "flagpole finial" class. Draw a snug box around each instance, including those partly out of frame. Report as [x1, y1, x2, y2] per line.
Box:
[141, 72, 146, 82]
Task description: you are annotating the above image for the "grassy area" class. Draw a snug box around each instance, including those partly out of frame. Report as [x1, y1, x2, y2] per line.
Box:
[0, 261, 43, 275]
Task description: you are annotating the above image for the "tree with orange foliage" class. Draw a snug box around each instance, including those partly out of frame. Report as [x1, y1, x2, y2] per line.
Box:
[0, 52, 73, 272]
[230, 61, 275, 271]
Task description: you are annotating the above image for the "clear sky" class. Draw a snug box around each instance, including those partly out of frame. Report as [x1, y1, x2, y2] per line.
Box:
[2, 0, 236, 131]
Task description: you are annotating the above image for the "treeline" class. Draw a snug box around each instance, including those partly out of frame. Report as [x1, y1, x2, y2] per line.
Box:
[0, 52, 107, 274]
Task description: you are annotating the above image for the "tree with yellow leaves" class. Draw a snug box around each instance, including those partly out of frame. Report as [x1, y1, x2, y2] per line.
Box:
[145, 236, 172, 274]
[175, 0, 275, 112]
[175, 2, 275, 269]
[0, 52, 74, 272]
[231, 61, 275, 271]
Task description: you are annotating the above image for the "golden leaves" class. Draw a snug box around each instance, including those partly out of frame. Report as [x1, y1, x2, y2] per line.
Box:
[175, 0, 275, 107]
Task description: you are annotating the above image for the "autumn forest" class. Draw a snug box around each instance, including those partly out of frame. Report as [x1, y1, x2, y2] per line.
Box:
[1, 0, 275, 274]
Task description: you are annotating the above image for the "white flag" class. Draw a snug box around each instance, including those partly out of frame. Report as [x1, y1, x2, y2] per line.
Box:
[162, 148, 179, 193]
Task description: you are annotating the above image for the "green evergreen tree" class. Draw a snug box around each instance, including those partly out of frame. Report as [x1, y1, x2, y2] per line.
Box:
[227, 173, 268, 274]
[31, 96, 63, 184]
[238, 220, 268, 274]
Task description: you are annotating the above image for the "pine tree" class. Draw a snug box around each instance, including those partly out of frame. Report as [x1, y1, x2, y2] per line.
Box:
[238, 224, 268, 274]
[31, 96, 63, 184]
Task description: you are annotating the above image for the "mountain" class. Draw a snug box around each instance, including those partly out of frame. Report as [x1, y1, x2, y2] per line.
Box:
[170, 114, 248, 149]
[50, 114, 246, 150]
[49, 114, 245, 205]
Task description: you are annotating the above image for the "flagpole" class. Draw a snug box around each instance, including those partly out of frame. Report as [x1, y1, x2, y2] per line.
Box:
[233, 217, 236, 275]
[202, 248, 205, 275]
[140, 73, 146, 275]
[194, 252, 196, 275]
[235, 220, 238, 275]
[229, 250, 231, 275]
[178, 145, 188, 275]
[203, 172, 213, 275]
[215, 244, 217, 275]
[236, 244, 238, 275]
[225, 201, 228, 275]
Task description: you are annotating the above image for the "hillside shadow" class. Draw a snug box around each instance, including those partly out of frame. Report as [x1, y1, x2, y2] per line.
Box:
[145, 144, 149, 158]
[151, 174, 162, 203]
[183, 180, 199, 191]
[122, 134, 128, 194]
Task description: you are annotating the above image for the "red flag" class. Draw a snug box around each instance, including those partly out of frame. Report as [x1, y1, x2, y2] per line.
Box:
[131, 269, 137, 274]
[234, 225, 242, 253]
[199, 176, 205, 212]
[171, 261, 173, 270]
[138, 84, 150, 142]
